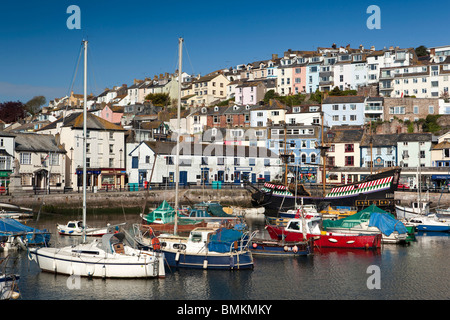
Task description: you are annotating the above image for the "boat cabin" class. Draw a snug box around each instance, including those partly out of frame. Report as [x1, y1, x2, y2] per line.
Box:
[188, 227, 217, 244]
[285, 218, 322, 235]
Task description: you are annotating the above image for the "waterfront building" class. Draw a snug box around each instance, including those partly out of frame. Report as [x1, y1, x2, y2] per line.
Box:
[267, 123, 321, 183]
[325, 127, 364, 184]
[0, 131, 15, 192]
[250, 99, 289, 127]
[37, 112, 126, 191]
[127, 141, 281, 187]
[14, 133, 67, 193]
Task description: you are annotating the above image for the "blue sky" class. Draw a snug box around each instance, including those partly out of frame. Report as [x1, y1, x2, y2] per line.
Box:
[1, 0, 449, 103]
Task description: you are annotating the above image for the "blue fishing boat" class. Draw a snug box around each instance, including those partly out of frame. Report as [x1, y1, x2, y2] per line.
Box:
[0, 218, 50, 250]
[408, 214, 450, 233]
[136, 226, 256, 270]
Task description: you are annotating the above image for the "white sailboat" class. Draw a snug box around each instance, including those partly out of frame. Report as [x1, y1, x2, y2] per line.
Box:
[28, 40, 165, 278]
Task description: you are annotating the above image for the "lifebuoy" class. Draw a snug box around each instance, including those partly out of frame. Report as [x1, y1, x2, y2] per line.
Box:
[151, 237, 161, 251]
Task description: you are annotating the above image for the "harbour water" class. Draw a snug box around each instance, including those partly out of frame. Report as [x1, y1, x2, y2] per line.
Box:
[2, 211, 449, 304]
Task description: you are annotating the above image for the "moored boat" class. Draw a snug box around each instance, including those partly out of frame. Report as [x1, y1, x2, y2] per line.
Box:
[266, 216, 382, 250]
[323, 204, 408, 244]
[250, 238, 314, 256]
[56, 220, 113, 237]
[136, 226, 256, 270]
[250, 167, 401, 216]
[407, 214, 450, 233]
[29, 232, 165, 278]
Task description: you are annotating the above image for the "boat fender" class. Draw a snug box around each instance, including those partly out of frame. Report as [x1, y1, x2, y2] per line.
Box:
[175, 251, 180, 262]
[252, 243, 257, 249]
[203, 259, 208, 269]
[151, 238, 161, 251]
[233, 241, 238, 250]
[283, 246, 289, 252]
[293, 246, 298, 253]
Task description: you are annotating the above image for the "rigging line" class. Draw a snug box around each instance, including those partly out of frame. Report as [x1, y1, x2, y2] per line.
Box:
[87, 43, 100, 98]
[183, 40, 196, 76]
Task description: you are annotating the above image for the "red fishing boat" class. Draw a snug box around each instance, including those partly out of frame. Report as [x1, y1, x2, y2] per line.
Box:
[266, 215, 382, 250]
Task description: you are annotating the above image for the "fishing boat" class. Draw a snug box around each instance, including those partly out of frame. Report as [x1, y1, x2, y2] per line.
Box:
[0, 218, 51, 251]
[266, 216, 382, 250]
[56, 220, 114, 236]
[395, 201, 430, 220]
[135, 226, 256, 270]
[28, 40, 164, 279]
[141, 200, 207, 234]
[250, 238, 314, 256]
[323, 204, 408, 244]
[407, 214, 450, 233]
[250, 167, 401, 216]
[319, 205, 357, 220]
[0, 203, 34, 220]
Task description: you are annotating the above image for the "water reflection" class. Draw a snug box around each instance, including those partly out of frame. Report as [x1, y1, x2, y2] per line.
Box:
[3, 213, 450, 300]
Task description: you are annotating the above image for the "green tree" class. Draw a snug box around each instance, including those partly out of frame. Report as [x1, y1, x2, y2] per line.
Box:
[144, 93, 171, 107]
[263, 90, 279, 104]
[415, 45, 428, 57]
[25, 95, 46, 115]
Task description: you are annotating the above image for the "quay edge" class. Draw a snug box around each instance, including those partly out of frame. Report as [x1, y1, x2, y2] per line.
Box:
[1, 189, 448, 215]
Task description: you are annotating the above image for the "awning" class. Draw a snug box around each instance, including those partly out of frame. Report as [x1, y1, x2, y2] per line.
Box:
[431, 174, 450, 180]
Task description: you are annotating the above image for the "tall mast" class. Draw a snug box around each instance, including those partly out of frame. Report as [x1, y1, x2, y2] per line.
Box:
[321, 111, 326, 197]
[174, 37, 183, 235]
[82, 40, 88, 243]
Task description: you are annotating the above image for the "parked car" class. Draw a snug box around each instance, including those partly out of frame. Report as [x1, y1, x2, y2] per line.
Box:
[397, 183, 410, 190]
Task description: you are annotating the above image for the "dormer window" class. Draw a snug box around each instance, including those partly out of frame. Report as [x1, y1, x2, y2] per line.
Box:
[214, 106, 219, 112]
[201, 107, 207, 113]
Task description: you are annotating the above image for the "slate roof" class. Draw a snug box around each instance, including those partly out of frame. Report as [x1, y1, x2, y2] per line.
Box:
[14, 133, 66, 153]
[38, 112, 125, 132]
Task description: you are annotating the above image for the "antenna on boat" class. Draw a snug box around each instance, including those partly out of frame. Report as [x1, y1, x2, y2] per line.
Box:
[174, 37, 183, 236]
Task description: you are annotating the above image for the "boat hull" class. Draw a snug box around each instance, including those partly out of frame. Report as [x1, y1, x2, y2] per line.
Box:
[266, 225, 382, 249]
[251, 168, 401, 216]
[29, 247, 165, 278]
[415, 225, 450, 232]
[250, 239, 313, 256]
[162, 249, 254, 270]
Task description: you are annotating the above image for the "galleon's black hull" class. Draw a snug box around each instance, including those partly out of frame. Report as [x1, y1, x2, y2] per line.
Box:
[251, 168, 401, 216]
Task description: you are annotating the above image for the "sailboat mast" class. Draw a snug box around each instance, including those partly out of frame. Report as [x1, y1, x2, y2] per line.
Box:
[174, 37, 183, 235]
[82, 40, 88, 242]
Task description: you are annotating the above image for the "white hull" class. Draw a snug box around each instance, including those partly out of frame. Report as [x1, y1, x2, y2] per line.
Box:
[29, 235, 165, 278]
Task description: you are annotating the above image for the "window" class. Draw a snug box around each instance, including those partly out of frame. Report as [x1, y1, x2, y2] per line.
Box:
[109, 158, 114, 167]
[132, 157, 138, 168]
[234, 158, 240, 165]
[264, 159, 270, 166]
[50, 154, 59, 166]
[201, 157, 208, 165]
[217, 157, 224, 165]
[20, 153, 31, 165]
[429, 106, 434, 114]
[345, 144, 354, 152]
[109, 144, 114, 154]
[249, 158, 255, 166]
[345, 156, 354, 166]
[166, 156, 174, 165]
[413, 106, 419, 114]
